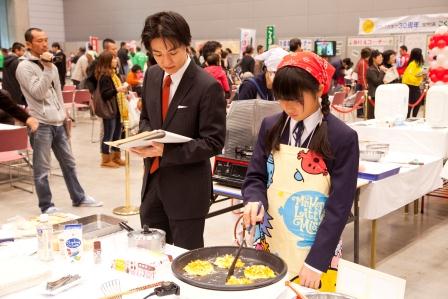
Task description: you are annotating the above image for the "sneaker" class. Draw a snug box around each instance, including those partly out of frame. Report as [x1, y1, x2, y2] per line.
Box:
[75, 195, 103, 207]
[43, 206, 60, 214]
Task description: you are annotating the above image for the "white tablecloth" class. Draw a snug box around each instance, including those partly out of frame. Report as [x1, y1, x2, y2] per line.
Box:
[358, 153, 443, 220]
[350, 119, 448, 159]
[0, 232, 301, 299]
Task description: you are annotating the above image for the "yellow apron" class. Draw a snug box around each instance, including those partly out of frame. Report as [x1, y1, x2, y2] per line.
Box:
[252, 138, 340, 291]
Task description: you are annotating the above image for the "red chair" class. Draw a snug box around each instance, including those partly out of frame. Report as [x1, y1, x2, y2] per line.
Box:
[63, 85, 76, 92]
[332, 92, 346, 106]
[62, 90, 75, 119]
[72, 89, 91, 121]
[0, 126, 33, 193]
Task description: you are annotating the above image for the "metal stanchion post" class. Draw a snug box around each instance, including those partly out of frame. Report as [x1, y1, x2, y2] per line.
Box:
[423, 83, 429, 119]
[113, 120, 140, 216]
[363, 90, 368, 120]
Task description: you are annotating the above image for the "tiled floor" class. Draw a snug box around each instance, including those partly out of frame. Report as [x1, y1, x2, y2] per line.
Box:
[1, 116, 447, 298]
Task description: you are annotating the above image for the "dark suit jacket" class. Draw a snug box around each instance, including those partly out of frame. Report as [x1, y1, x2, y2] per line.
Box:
[139, 60, 226, 220]
[242, 112, 359, 272]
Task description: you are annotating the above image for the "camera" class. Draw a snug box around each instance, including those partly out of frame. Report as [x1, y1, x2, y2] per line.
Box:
[41, 55, 63, 64]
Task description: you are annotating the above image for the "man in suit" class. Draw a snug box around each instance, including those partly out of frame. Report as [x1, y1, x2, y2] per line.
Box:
[131, 11, 226, 250]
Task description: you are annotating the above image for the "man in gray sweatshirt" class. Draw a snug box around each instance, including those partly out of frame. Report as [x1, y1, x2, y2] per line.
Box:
[16, 27, 102, 214]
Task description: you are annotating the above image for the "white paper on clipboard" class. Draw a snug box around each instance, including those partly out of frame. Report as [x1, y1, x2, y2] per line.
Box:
[104, 130, 192, 149]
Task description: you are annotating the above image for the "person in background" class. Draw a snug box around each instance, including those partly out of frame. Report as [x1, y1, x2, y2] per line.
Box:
[131, 46, 148, 70]
[204, 53, 230, 98]
[402, 48, 425, 118]
[96, 51, 128, 168]
[366, 49, 386, 119]
[2, 42, 26, 105]
[289, 38, 302, 53]
[117, 41, 130, 75]
[188, 46, 201, 65]
[133, 11, 226, 250]
[382, 49, 399, 84]
[354, 47, 371, 117]
[240, 45, 255, 74]
[242, 51, 358, 289]
[238, 47, 288, 101]
[51, 42, 66, 89]
[84, 38, 117, 92]
[396, 45, 410, 79]
[126, 64, 143, 96]
[0, 89, 38, 131]
[0, 48, 6, 72]
[201, 40, 222, 67]
[257, 45, 264, 55]
[71, 47, 91, 89]
[331, 57, 353, 91]
[225, 48, 234, 69]
[16, 27, 102, 214]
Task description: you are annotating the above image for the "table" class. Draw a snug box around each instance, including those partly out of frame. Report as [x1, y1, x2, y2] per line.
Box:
[0, 232, 299, 299]
[355, 152, 443, 268]
[350, 119, 448, 159]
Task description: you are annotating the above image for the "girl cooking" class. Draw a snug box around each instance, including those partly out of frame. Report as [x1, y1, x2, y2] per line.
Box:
[242, 52, 359, 290]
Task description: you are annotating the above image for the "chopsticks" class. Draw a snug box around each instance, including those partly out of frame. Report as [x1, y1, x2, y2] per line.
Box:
[118, 221, 134, 232]
[285, 281, 309, 299]
[99, 282, 161, 299]
[226, 239, 246, 282]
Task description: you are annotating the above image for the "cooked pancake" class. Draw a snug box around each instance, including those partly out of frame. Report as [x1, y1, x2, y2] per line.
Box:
[214, 254, 245, 269]
[226, 275, 253, 285]
[183, 259, 214, 276]
[244, 265, 276, 280]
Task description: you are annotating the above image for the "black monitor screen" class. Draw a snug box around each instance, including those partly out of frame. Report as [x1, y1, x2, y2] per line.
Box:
[314, 41, 336, 57]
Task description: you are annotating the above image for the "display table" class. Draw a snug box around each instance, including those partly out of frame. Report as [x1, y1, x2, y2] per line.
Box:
[0, 232, 309, 299]
[350, 119, 448, 159]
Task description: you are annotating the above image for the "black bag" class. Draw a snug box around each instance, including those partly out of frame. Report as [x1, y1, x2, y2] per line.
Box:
[92, 82, 115, 119]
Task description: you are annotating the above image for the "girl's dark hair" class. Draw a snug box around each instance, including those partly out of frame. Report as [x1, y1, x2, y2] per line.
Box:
[266, 66, 333, 159]
[206, 53, 220, 66]
[368, 50, 382, 66]
[141, 11, 191, 52]
[131, 64, 142, 73]
[382, 49, 396, 67]
[409, 48, 424, 66]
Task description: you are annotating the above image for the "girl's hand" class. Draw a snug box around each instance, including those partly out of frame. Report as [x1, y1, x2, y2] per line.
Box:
[243, 202, 264, 227]
[298, 265, 322, 289]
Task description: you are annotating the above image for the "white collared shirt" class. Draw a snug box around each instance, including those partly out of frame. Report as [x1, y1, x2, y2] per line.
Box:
[163, 55, 191, 104]
[289, 108, 323, 147]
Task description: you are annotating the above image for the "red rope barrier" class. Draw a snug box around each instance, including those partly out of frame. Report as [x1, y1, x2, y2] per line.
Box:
[408, 90, 427, 108]
[331, 96, 366, 114]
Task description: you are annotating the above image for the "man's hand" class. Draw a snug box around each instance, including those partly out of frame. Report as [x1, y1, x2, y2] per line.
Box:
[40, 52, 54, 69]
[243, 202, 264, 227]
[129, 142, 164, 158]
[298, 265, 322, 289]
[26, 117, 39, 132]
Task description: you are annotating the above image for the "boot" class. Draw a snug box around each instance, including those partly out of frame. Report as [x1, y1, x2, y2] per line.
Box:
[111, 151, 126, 166]
[101, 153, 119, 168]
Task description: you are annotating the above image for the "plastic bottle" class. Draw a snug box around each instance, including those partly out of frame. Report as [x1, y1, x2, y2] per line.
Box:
[37, 213, 53, 261]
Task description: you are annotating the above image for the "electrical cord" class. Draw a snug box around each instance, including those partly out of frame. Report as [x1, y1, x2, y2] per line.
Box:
[142, 291, 156, 299]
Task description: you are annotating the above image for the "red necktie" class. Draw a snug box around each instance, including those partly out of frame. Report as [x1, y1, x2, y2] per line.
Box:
[150, 75, 171, 174]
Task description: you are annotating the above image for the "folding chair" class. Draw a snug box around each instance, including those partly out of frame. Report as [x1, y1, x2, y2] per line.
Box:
[62, 90, 75, 119]
[63, 85, 76, 92]
[0, 126, 33, 193]
[72, 89, 91, 121]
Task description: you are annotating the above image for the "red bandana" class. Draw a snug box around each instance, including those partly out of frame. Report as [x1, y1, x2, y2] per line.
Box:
[277, 52, 335, 94]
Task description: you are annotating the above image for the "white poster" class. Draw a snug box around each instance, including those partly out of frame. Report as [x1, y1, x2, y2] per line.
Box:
[348, 37, 394, 47]
[359, 14, 448, 35]
[240, 28, 256, 55]
[302, 39, 313, 52]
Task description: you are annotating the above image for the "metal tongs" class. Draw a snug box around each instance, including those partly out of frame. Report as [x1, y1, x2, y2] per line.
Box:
[225, 202, 262, 282]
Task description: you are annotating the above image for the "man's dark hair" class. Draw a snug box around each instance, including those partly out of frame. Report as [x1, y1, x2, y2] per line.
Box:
[226, 47, 232, 54]
[87, 44, 93, 51]
[400, 45, 408, 52]
[141, 11, 192, 52]
[102, 38, 115, 49]
[244, 45, 254, 55]
[24, 27, 43, 43]
[202, 41, 222, 60]
[79, 47, 86, 53]
[11, 42, 25, 52]
[120, 41, 126, 47]
[360, 47, 372, 59]
[206, 53, 220, 66]
[289, 38, 302, 52]
[136, 46, 141, 52]
[257, 45, 263, 53]
[51, 42, 61, 49]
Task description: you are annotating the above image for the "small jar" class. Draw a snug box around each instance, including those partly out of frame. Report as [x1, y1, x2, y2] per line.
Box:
[93, 240, 101, 264]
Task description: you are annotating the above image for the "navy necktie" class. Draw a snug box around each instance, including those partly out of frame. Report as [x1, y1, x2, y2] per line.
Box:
[293, 121, 304, 147]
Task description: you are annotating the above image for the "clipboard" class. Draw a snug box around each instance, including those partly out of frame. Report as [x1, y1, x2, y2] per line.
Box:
[104, 130, 192, 149]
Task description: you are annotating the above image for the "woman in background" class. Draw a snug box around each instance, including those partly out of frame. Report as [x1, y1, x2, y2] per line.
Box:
[402, 48, 425, 118]
[366, 50, 386, 119]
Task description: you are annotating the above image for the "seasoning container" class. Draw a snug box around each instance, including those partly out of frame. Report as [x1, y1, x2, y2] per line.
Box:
[127, 225, 166, 253]
[93, 240, 102, 264]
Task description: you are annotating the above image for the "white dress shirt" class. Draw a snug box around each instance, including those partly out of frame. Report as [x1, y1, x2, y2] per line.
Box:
[289, 109, 323, 148]
[163, 55, 191, 105]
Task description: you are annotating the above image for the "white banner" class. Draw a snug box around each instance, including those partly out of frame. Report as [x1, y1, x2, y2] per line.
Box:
[240, 28, 256, 55]
[359, 14, 448, 35]
[348, 37, 394, 47]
